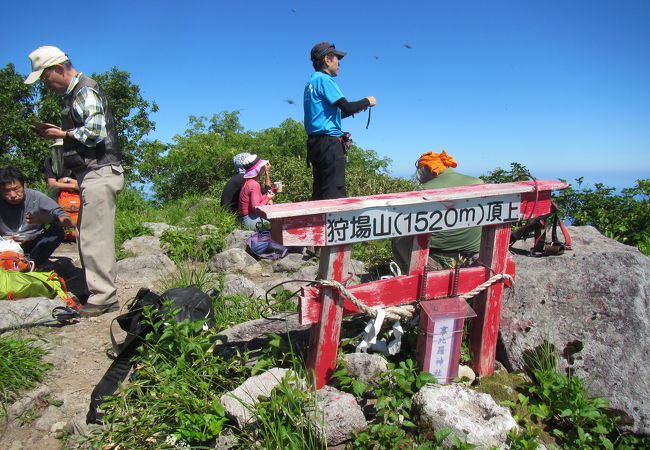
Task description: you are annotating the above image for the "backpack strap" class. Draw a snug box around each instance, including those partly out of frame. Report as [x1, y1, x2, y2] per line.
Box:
[87, 288, 161, 424]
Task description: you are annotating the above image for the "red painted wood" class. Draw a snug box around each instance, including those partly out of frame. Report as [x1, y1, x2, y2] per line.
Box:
[262, 181, 564, 246]
[305, 244, 351, 389]
[469, 223, 512, 376]
[258, 180, 567, 219]
[408, 234, 431, 276]
[298, 264, 516, 325]
[270, 214, 327, 247]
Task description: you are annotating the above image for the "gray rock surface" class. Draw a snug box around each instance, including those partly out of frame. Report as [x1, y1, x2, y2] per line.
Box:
[271, 253, 313, 273]
[214, 312, 311, 358]
[220, 368, 293, 427]
[222, 274, 266, 299]
[311, 385, 367, 446]
[121, 235, 162, 256]
[0, 297, 66, 330]
[501, 226, 650, 433]
[142, 222, 184, 238]
[209, 248, 261, 276]
[116, 253, 177, 299]
[413, 384, 518, 448]
[223, 229, 254, 251]
[343, 352, 389, 384]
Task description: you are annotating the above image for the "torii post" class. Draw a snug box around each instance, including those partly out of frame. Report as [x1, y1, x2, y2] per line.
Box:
[258, 180, 567, 388]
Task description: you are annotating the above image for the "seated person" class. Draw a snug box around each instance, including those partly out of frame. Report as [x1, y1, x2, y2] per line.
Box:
[238, 155, 275, 229]
[392, 150, 485, 272]
[0, 166, 74, 268]
[43, 139, 78, 199]
[221, 152, 273, 214]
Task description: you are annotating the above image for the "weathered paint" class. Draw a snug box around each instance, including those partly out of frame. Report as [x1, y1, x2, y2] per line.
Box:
[267, 180, 566, 389]
[469, 223, 512, 375]
[258, 180, 567, 219]
[305, 244, 351, 389]
[298, 257, 515, 325]
[260, 181, 564, 246]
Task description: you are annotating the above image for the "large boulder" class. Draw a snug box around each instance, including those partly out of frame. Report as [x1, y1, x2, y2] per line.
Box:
[310, 385, 367, 446]
[209, 248, 262, 276]
[413, 384, 517, 448]
[121, 235, 162, 256]
[500, 226, 650, 433]
[220, 368, 294, 427]
[0, 297, 66, 330]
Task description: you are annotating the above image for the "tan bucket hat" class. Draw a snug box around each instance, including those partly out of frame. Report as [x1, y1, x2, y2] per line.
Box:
[24, 46, 68, 84]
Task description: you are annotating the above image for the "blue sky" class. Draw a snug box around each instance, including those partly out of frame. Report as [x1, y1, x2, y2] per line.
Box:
[2, 0, 648, 188]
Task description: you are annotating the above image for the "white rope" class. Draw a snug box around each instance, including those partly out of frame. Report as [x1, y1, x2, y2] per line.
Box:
[316, 272, 513, 322]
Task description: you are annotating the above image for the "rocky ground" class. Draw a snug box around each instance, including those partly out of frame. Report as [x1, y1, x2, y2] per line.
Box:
[1, 242, 130, 449]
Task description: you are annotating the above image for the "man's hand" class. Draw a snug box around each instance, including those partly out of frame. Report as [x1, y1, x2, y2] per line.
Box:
[366, 96, 377, 106]
[25, 211, 54, 224]
[56, 177, 79, 191]
[59, 215, 76, 229]
[30, 122, 66, 140]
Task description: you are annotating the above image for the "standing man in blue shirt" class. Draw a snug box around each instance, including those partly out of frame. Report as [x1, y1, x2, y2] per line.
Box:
[304, 42, 376, 200]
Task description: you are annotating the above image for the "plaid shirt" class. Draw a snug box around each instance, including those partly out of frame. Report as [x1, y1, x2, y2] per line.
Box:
[65, 73, 108, 147]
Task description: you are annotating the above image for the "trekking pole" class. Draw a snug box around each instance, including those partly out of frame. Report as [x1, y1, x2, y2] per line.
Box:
[0, 306, 79, 335]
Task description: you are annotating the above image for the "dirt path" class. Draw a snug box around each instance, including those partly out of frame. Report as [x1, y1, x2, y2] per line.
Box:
[1, 243, 130, 449]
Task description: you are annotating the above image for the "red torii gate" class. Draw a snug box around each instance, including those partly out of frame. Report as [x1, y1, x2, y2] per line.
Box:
[258, 180, 567, 388]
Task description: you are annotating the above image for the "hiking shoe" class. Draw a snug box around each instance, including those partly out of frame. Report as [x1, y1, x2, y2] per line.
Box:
[78, 302, 119, 318]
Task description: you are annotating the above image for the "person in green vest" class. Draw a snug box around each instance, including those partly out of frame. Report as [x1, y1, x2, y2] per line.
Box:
[392, 150, 485, 272]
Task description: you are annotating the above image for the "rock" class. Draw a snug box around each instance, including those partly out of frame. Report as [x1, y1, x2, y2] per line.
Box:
[213, 312, 311, 358]
[34, 404, 64, 432]
[457, 365, 476, 384]
[310, 385, 367, 446]
[142, 222, 184, 238]
[117, 254, 177, 285]
[116, 254, 177, 300]
[413, 384, 518, 448]
[501, 226, 650, 433]
[121, 235, 162, 256]
[222, 274, 266, 299]
[5, 386, 51, 423]
[223, 229, 254, 251]
[343, 353, 388, 384]
[220, 368, 294, 427]
[292, 264, 319, 283]
[0, 297, 66, 330]
[209, 248, 261, 276]
[271, 253, 313, 273]
[200, 224, 218, 232]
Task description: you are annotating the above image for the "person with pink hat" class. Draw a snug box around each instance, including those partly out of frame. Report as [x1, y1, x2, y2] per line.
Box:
[238, 155, 275, 229]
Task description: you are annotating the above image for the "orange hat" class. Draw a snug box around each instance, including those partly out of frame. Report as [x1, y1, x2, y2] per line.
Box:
[417, 150, 457, 175]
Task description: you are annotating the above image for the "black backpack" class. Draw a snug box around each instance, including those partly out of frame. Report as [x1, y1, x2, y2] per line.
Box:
[510, 201, 572, 256]
[87, 286, 215, 424]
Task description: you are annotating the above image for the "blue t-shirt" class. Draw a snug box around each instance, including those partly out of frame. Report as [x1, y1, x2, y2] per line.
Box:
[303, 71, 344, 136]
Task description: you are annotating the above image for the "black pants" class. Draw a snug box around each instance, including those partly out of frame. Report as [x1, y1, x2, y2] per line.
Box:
[20, 223, 64, 265]
[307, 134, 346, 200]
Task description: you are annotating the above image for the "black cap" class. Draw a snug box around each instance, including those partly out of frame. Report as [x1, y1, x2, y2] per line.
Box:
[310, 42, 347, 61]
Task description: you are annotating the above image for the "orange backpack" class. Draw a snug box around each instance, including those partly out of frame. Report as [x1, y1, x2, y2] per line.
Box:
[58, 190, 80, 242]
[0, 251, 35, 272]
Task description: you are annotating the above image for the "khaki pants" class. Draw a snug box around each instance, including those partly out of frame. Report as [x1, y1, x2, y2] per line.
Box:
[77, 164, 124, 306]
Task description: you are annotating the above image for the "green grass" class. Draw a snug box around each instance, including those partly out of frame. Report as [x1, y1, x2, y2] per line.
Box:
[0, 336, 52, 416]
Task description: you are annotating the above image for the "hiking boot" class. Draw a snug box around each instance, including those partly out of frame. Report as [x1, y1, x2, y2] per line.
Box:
[78, 302, 119, 318]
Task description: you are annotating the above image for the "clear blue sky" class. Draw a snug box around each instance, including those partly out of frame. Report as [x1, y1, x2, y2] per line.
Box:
[2, 0, 648, 188]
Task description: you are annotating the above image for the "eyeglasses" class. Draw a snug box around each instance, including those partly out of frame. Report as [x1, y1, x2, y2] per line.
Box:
[40, 66, 54, 82]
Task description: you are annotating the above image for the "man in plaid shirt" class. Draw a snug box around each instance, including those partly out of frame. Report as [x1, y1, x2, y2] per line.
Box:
[26, 46, 124, 318]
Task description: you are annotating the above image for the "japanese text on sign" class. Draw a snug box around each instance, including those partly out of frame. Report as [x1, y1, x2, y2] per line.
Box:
[325, 194, 521, 245]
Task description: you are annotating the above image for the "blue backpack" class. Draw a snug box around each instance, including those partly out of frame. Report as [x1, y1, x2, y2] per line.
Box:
[247, 230, 288, 259]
